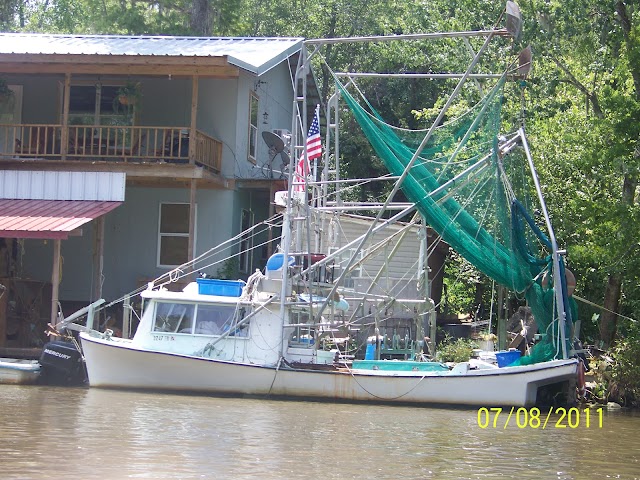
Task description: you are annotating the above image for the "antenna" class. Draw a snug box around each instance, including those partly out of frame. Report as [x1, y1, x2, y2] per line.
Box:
[262, 130, 289, 178]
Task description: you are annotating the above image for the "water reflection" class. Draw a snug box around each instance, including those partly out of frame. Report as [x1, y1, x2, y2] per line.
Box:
[0, 385, 638, 479]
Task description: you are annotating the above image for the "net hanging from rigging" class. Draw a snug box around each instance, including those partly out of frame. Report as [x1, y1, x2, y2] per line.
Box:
[332, 72, 574, 364]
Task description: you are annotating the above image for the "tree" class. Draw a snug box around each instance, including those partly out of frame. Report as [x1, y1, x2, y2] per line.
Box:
[521, 0, 640, 346]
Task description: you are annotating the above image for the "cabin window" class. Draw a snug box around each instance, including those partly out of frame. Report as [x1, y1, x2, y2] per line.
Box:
[248, 92, 258, 163]
[239, 209, 254, 274]
[288, 310, 313, 347]
[158, 203, 195, 268]
[195, 304, 247, 337]
[153, 302, 195, 333]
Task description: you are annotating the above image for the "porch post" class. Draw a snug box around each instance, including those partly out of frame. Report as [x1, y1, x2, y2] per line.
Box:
[188, 179, 197, 264]
[0, 280, 7, 348]
[60, 73, 71, 160]
[189, 76, 199, 165]
[51, 239, 61, 326]
[91, 216, 105, 302]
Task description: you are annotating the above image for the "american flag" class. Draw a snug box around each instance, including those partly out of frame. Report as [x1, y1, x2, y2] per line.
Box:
[306, 105, 322, 161]
[294, 105, 322, 191]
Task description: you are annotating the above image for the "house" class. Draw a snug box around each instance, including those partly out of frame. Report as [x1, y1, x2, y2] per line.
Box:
[0, 33, 317, 349]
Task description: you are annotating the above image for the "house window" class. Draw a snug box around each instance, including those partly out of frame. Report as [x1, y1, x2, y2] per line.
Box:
[67, 84, 133, 126]
[248, 92, 259, 163]
[158, 203, 194, 268]
[239, 209, 254, 273]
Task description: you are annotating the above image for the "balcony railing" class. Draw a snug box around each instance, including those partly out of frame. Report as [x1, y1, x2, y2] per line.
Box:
[0, 124, 222, 174]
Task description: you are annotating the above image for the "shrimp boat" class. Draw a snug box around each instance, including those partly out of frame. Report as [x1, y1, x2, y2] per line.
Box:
[65, 3, 579, 407]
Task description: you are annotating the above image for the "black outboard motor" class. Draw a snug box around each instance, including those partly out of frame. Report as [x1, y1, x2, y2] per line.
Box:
[39, 340, 87, 385]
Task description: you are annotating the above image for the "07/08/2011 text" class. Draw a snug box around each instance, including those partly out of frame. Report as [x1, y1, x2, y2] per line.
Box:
[477, 407, 604, 429]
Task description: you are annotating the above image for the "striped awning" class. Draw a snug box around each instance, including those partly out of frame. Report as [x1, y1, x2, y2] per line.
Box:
[0, 199, 122, 239]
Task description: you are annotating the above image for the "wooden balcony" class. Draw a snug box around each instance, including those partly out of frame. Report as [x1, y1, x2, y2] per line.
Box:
[1, 124, 222, 174]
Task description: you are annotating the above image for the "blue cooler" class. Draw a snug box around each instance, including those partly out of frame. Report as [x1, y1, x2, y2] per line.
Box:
[495, 350, 521, 367]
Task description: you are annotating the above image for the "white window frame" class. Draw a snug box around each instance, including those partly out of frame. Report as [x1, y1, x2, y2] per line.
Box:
[239, 208, 254, 274]
[157, 202, 197, 268]
[248, 92, 259, 164]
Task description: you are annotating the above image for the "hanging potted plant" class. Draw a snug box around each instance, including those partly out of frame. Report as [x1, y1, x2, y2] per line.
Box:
[113, 81, 142, 117]
[0, 78, 14, 106]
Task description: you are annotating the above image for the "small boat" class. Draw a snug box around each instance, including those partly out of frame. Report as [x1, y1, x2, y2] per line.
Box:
[63, 3, 581, 407]
[0, 358, 41, 385]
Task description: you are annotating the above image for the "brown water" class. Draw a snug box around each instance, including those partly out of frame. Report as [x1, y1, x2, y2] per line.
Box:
[1, 385, 638, 479]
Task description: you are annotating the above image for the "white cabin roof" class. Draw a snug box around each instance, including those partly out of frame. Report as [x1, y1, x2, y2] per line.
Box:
[141, 282, 250, 304]
[0, 33, 303, 75]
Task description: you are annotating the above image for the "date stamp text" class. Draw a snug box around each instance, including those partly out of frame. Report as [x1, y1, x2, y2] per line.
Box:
[477, 407, 604, 429]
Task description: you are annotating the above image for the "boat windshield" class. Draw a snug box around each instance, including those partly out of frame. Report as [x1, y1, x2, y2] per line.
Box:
[153, 302, 195, 333]
[153, 302, 247, 337]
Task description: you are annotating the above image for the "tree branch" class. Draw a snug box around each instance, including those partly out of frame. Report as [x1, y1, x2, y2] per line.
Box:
[615, 1, 640, 99]
[547, 53, 603, 118]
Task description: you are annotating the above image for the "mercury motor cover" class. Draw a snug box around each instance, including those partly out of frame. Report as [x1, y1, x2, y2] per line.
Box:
[39, 340, 87, 385]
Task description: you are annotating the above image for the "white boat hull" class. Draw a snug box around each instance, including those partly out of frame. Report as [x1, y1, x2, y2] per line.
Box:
[80, 334, 578, 407]
[0, 358, 41, 385]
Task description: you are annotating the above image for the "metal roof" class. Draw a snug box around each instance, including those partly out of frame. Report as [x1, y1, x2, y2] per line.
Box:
[0, 199, 122, 239]
[0, 33, 303, 75]
[0, 171, 126, 202]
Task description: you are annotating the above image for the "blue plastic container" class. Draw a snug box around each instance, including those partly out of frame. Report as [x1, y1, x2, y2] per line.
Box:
[196, 278, 245, 297]
[364, 343, 376, 360]
[495, 350, 521, 367]
[266, 253, 295, 271]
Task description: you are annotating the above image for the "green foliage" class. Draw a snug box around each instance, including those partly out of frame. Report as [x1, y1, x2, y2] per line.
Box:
[520, 0, 640, 342]
[0, 77, 13, 99]
[590, 323, 640, 407]
[8, 0, 242, 35]
[113, 81, 142, 117]
[217, 258, 239, 280]
[441, 251, 480, 315]
[436, 335, 476, 363]
[608, 334, 640, 407]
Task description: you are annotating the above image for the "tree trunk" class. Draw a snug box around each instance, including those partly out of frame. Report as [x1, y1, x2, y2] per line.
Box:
[190, 0, 212, 36]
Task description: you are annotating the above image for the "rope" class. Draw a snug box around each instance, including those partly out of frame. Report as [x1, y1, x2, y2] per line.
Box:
[573, 295, 637, 323]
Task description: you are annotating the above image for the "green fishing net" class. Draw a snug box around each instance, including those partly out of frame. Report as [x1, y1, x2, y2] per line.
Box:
[336, 77, 573, 364]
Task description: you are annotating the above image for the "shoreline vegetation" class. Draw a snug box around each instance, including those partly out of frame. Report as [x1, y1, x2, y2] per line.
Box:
[583, 332, 640, 409]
